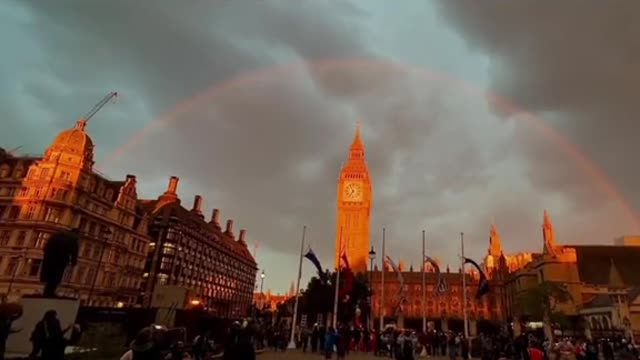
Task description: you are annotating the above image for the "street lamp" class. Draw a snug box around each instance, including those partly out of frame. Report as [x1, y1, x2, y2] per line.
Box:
[87, 227, 112, 306]
[368, 246, 376, 329]
[260, 270, 265, 294]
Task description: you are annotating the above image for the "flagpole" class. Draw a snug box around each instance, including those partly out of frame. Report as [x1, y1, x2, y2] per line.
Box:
[379, 227, 385, 331]
[287, 225, 306, 349]
[332, 227, 342, 328]
[461, 232, 470, 355]
[422, 229, 426, 333]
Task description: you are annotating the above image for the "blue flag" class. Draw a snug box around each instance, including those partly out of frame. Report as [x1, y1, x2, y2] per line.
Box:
[304, 248, 327, 283]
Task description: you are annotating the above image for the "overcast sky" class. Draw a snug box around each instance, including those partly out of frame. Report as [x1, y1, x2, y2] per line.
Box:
[2, 1, 639, 293]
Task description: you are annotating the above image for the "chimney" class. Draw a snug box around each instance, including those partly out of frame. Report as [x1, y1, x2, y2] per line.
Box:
[192, 195, 202, 212]
[158, 176, 180, 203]
[126, 174, 136, 182]
[210, 209, 221, 228]
[239, 229, 246, 244]
[225, 219, 234, 237]
[167, 176, 179, 194]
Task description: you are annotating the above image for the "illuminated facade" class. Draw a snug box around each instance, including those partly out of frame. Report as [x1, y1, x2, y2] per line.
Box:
[371, 261, 508, 331]
[503, 210, 640, 340]
[483, 223, 535, 275]
[0, 120, 150, 306]
[335, 123, 372, 273]
[253, 290, 293, 311]
[140, 178, 257, 318]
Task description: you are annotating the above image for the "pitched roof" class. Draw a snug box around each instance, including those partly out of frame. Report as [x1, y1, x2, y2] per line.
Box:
[628, 287, 640, 302]
[584, 294, 613, 308]
[572, 245, 640, 286]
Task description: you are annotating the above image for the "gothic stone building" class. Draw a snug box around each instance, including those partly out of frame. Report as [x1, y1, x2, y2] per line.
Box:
[140, 176, 257, 318]
[0, 119, 150, 306]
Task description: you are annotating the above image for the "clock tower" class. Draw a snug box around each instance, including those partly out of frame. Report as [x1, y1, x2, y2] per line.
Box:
[335, 122, 372, 273]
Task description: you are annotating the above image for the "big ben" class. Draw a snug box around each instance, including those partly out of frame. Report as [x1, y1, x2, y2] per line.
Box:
[335, 122, 372, 273]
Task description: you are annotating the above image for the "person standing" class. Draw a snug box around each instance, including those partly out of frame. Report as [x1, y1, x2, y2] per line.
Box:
[29, 310, 72, 360]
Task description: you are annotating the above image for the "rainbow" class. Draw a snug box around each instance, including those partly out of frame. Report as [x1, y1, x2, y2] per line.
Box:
[101, 57, 639, 230]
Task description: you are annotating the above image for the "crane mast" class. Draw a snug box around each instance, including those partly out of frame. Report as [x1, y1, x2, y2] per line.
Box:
[81, 91, 118, 123]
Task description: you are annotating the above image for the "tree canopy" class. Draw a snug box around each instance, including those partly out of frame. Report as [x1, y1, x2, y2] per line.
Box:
[517, 281, 572, 327]
[298, 271, 372, 325]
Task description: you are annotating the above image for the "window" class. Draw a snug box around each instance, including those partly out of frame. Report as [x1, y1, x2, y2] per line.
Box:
[0, 231, 10, 246]
[7, 206, 20, 220]
[44, 207, 61, 223]
[18, 187, 28, 197]
[4, 258, 18, 276]
[59, 171, 71, 181]
[39, 168, 49, 179]
[31, 232, 49, 248]
[34, 186, 43, 197]
[15, 231, 26, 247]
[74, 266, 86, 284]
[56, 189, 68, 201]
[0, 206, 5, 219]
[27, 259, 41, 277]
[82, 244, 92, 257]
[25, 206, 36, 220]
[86, 268, 96, 286]
[0, 166, 9, 178]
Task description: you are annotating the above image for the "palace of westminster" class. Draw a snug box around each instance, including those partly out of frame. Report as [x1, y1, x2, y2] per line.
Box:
[1, 112, 640, 338]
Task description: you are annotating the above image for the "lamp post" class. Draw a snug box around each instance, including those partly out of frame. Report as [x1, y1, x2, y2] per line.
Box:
[259, 270, 265, 313]
[87, 227, 113, 306]
[368, 246, 376, 330]
[6, 249, 27, 298]
[260, 270, 265, 294]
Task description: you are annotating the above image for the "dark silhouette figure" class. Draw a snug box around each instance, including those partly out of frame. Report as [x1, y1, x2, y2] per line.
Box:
[29, 310, 70, 360]
[0, 302, 22, 360]
[40, 229, 79, 298]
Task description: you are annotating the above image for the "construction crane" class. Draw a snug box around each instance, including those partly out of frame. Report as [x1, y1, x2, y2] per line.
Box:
[80, 91, 118, 123]
[6, 146, 22, 156]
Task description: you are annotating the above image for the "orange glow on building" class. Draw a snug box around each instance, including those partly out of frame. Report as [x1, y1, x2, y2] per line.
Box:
[0, 120, 150, 306]
[335, 123, 372, 273]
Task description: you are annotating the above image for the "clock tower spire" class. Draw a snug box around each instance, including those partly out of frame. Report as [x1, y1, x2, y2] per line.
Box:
[335, 121, 372, 273]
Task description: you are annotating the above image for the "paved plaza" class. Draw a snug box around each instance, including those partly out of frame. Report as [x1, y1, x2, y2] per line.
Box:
[260, 349, 380, 359]
[259, 350, 446, 359]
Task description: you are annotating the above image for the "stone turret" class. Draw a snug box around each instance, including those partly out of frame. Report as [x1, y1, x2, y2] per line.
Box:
[542, 209, 556, 255]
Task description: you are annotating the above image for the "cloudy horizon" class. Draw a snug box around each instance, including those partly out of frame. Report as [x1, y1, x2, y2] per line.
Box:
[2, 0, 639, 293]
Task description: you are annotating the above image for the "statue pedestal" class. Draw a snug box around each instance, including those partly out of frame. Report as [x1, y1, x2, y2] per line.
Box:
[469, 319, 477, 337]
[6, 296, 80, 355]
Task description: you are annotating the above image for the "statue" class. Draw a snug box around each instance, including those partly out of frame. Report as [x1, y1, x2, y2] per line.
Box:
[40, 228, 79, 298]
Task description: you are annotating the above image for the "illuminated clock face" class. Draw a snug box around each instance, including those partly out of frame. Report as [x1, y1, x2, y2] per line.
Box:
[343, 182, 363, 201]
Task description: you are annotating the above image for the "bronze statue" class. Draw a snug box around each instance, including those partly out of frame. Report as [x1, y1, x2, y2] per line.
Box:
[40, 228, 79, 298]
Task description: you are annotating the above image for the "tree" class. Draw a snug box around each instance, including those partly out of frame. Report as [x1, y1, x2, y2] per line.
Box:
[517, 281, 572, 329]
[299, 271, 372, 326]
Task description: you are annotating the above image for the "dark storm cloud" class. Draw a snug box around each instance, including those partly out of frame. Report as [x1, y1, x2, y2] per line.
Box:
[436, 0, 640, 208]
[11, 0, 371, 150]
[3, 0, 638, 291]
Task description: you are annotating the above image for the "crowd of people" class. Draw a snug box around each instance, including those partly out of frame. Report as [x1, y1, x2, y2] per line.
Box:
[281, 322, 640, 360]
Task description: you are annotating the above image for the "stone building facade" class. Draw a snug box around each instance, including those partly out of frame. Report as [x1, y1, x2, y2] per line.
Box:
[503, 210, 640, 340]
[0, 119, 150, 306]
[140, 177, 257, 318]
